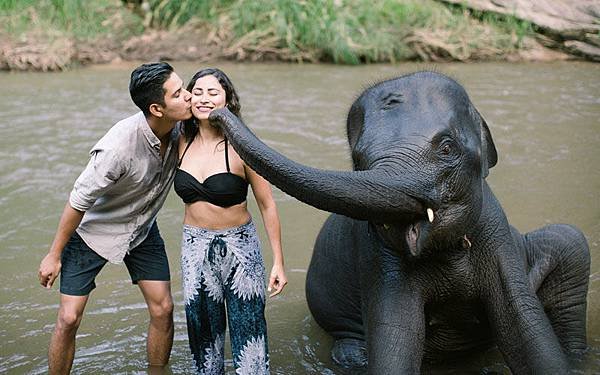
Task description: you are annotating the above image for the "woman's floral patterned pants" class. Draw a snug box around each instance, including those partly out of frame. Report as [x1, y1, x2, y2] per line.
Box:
[181, 221, 269, 374]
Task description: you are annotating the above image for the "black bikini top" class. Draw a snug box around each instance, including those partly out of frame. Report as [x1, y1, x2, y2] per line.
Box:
[174, 138, 249, 207]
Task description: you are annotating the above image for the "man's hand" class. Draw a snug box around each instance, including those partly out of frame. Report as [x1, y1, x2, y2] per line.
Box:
[38, 203, 84, 289]
[39, 253, 61, 289]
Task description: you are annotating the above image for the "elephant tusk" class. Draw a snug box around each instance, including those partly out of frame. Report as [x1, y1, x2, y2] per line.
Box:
[427, 208, 434, 223]
[463, 235, 472, 249]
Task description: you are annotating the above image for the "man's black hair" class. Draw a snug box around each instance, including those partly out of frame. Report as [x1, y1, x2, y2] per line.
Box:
[129, 62, 174, 117]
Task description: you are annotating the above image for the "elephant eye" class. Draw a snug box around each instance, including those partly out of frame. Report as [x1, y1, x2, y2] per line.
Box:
[437, 139, 456, 158]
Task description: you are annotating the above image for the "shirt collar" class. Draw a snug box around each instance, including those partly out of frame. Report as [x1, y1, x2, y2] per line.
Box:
[138, 112, 161, 149]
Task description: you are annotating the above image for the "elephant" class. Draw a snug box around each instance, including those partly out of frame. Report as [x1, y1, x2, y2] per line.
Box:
[208, 71, 590, 374]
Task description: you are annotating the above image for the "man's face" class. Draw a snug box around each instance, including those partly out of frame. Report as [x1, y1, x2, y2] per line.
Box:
[160, 72, 192, 122]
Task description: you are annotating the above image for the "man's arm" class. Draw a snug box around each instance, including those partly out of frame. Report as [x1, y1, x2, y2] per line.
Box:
[38, 203, 85, 289]
[39, 146, 123, 289]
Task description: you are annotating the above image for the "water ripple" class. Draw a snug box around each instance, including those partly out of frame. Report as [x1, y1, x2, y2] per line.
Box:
[1, 61, 598, 374]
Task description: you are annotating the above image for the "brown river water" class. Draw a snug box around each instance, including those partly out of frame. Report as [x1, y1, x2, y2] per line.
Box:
[0, 61, 598, 374]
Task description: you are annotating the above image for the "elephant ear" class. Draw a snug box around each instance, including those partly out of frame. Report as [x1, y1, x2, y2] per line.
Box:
[473, 106, 498, 178]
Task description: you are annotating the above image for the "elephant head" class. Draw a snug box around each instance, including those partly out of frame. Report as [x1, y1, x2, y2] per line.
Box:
[209, 71, 497, 258]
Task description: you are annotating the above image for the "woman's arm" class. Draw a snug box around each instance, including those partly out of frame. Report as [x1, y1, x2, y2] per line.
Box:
[246, 165, 287, 297]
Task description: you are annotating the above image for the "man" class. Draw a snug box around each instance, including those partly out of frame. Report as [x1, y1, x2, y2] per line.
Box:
[38, 62, 191, 374]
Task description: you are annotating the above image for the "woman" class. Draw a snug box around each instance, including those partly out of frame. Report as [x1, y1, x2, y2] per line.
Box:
[174, 68, 287, 374]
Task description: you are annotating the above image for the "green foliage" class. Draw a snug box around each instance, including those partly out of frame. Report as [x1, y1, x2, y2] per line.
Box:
[0, 0, 538, 63]
[147, 0, 233, 28]
[455, 5, 535, 47]
[188, 0, 533, 63]
[0, 0, 143, 39]
[219, 0, 438, 63]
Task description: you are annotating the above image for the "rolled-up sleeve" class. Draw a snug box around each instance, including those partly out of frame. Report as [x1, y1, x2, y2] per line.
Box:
[69, 149, 124, 211]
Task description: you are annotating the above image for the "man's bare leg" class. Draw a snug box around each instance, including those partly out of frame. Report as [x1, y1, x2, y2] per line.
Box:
[48, 294, 89, 375]
[138, 280, 174, 367]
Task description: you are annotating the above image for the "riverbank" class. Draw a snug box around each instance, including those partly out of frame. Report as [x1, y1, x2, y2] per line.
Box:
[0, 0, 596, 72]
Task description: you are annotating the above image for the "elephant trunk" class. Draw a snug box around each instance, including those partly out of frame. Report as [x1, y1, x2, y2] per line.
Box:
[209, 108, 425, 222]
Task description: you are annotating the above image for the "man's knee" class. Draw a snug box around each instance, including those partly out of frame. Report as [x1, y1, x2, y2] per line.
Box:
[56, 308, 83, 332]
[148, 298, 174, 322]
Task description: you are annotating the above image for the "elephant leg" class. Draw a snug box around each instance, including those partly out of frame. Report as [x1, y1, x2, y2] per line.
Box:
[332, 338, 367, 369]
[307, 215, 367, 368]
[483, 242, 568, 373]
[361, 248, 426, 373]
[525, 224, 590, 353]
[364, 286, 426, 373]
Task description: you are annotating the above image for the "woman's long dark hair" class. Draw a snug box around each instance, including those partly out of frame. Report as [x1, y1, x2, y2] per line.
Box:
[182, 68, 242, 143]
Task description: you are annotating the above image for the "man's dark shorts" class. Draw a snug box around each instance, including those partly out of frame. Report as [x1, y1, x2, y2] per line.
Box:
[60, 222, 170, 296]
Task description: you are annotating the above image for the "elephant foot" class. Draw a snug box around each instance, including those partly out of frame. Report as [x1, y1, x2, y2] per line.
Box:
[332, 338, 367, 369]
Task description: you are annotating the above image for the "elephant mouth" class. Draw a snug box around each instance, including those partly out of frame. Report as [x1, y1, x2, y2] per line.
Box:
[406, 218, 432, 257]
[376, 207, 436, 258]
[407, 222, 420, 256]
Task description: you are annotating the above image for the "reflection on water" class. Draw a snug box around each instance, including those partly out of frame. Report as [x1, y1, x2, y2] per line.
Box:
[0, 61, 598, 374]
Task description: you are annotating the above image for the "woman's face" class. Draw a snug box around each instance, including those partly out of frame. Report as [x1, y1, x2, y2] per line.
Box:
[191, 74, 226, 121]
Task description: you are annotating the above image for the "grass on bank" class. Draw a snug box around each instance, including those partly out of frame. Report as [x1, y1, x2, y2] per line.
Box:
[147, 0, 535, 63]
[0, 0, 143, 40]
[1, 0, 535, 66]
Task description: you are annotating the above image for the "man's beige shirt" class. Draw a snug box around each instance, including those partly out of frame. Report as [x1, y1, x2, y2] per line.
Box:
[70, 111, 177, 263]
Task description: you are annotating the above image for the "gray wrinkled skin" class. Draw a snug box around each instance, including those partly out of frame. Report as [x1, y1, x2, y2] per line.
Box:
[209, 71, 590, 374]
